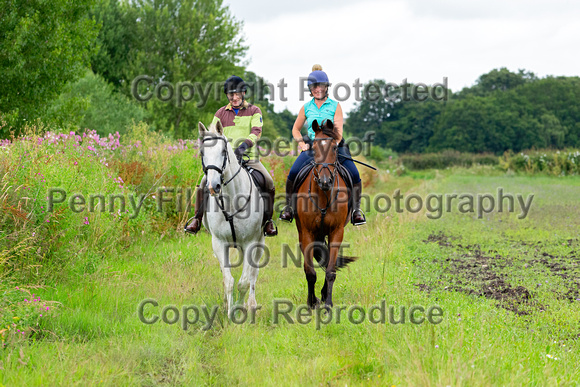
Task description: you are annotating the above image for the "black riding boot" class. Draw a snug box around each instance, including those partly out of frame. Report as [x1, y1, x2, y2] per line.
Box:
[263, 187, 278, 236]
[279, 179, 294, 223]
[351, 181, 366, 226]
[184, 185, 206, 234]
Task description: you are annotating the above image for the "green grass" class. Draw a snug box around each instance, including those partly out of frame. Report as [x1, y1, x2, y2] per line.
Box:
[2, 170, 580, 386]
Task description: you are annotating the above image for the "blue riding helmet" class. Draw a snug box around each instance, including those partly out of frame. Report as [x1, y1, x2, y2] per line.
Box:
[307, 70, 329, 87]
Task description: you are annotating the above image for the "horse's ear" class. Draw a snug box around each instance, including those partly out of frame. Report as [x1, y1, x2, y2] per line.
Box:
[216, 120, 224, 135]
[325, 119, 334, 131]
[198, 122, 207, 137]
[312, 120, 321, 133]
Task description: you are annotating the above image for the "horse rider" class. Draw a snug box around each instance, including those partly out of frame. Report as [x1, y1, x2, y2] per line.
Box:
[185, 75, 278, 237]
[279, 64, 366, 226]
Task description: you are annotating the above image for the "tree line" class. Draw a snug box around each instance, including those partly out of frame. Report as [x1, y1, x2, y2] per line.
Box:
[345, 68, 580, 154]
[3, 1, 577, 151]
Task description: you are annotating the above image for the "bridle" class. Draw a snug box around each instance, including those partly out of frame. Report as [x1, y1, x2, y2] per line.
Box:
[199, 135, 252, 246]
[308, 137, 341, 220]
[201, 136, 238, 186]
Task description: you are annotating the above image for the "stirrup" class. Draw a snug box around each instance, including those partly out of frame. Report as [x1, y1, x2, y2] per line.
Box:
[263, 219, 278, 236]
[279, 205, 294, 223]
[184, 216, 201, 235]
[351, 209, 366, 226]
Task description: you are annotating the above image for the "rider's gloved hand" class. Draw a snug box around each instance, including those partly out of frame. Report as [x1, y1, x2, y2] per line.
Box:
[234, 141, 250, 163]
[301, 135, 313, 152]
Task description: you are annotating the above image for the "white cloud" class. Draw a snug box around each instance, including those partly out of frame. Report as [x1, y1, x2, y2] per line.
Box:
[224, 0, 580, 115]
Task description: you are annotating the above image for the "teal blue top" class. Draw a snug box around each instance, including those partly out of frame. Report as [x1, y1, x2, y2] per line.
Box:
[304, 97, 338, 140]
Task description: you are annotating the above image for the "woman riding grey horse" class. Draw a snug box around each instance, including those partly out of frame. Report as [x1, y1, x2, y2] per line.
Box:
[185, 75, 277, 237]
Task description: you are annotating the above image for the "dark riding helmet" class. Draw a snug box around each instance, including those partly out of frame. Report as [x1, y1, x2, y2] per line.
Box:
[307, 64, 330, 87]
[224, 75, 247, 94]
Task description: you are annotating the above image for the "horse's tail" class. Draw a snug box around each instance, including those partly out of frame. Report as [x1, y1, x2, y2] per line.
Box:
[312, 234, 358, 270]
[336, 253, 358, 269]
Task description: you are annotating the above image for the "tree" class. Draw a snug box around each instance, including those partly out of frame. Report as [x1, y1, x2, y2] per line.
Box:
[89, 0, 139, 88]
[344, 79, 392, 144]
[516, 76, 580, 147]
[93, 0, 247, 138]
[243, 71, 297, 141]
[428, 96, 517, 153]
[457, 68, 537, 98]
[46, 70, 148, 136]
[345, 79, 446, 152]
[345, 72, 580, 154]
[381, 100, 443, 153]
[0, 0, 99, 135]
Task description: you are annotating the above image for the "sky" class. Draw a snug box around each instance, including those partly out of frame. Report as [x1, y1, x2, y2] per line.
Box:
[222, 0, 580, 115]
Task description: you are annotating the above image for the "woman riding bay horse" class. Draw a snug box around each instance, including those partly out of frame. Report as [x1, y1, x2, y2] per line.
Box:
[279, 64, 366, 225]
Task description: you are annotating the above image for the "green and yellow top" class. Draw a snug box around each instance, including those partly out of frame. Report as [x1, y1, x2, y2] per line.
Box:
[211, 101, 263, 160]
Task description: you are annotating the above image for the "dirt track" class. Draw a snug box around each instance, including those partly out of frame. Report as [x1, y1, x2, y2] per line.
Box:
[415, 231, 580, 317]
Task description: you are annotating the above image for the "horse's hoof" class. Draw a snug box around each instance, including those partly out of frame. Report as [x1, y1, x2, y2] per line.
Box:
[229, 306, 246, 321]
[308, 297, 321, 309]
[317, 305, 331, 316]
[245, 299, 258, 312]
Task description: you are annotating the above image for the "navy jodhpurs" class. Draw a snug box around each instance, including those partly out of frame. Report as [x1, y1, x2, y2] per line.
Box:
[287, 143, 361, 184]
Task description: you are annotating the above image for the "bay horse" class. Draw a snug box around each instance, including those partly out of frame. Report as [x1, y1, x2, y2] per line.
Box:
[198, 121, 264, 318]
[295, 119, 358, 310]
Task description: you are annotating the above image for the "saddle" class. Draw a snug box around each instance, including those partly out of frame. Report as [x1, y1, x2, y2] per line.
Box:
[243, 164, 267, 193]
[291, 160, 354, 214]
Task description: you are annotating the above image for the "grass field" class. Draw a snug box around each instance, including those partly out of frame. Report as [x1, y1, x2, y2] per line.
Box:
[1, 167, 580, 386]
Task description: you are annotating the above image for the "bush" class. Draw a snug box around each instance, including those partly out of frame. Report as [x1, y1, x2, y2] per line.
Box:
[367, 144, 397, 162]
[0, 122, 200, 281]
[499, 149, 580, 175]
[399, 150, 499, 170]
[0, 282, 58, 348]
[44, 70, 148, 136]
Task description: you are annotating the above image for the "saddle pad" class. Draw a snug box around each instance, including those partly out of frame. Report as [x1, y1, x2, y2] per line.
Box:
[292, 161, 315, 194]
[245, 166, 266, 193]
[292, 161, 354, 215]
